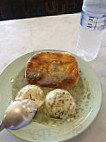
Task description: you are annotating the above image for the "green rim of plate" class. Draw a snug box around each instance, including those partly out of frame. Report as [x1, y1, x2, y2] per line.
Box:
[0, 49, 102, 142]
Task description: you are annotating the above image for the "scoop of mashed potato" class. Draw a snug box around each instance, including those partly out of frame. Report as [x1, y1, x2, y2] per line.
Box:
[45, 89, 76, 119]
[15, 85, 45, 110]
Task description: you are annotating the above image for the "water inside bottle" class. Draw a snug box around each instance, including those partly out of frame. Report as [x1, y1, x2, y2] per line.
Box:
[75, 26, 104, 61]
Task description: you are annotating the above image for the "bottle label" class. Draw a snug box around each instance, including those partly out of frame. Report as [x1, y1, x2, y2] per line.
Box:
[80, 10, 106, 31]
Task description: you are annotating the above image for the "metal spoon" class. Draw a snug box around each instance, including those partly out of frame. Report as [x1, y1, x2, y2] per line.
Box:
[0, 99, 37, 131]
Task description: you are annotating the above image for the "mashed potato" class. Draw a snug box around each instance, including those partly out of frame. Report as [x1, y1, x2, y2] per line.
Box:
[15, 85, 45, 110]
[45, 89, 76, 119]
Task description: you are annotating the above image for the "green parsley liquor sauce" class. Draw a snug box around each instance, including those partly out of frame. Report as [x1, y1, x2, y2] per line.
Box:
[12, 68, 92, 127]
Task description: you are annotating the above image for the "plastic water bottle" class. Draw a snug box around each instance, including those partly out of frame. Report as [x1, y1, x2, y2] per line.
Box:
[76, 0, 106, 61]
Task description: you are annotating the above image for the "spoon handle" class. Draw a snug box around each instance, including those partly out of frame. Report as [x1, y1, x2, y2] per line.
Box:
[0, 122, 5, 132]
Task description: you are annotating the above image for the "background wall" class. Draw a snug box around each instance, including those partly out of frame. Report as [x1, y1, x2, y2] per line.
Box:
[0, 0, 83, 20]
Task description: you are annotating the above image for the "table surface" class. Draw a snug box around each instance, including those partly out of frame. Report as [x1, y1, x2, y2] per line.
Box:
[0, 13, 106, 142]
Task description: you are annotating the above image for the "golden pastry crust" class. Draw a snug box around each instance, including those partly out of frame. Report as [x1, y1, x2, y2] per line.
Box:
[25, 52, 78, 89]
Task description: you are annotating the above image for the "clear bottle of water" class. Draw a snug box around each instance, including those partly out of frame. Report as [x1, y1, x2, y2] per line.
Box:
[76, 0, 106, 61]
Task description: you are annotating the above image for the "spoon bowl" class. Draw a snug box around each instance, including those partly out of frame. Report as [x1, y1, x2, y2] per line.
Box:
[0, 99, 37, 131]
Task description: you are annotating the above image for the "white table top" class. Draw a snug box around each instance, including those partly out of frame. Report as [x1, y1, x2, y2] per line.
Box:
[0, 13, 106, 142]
